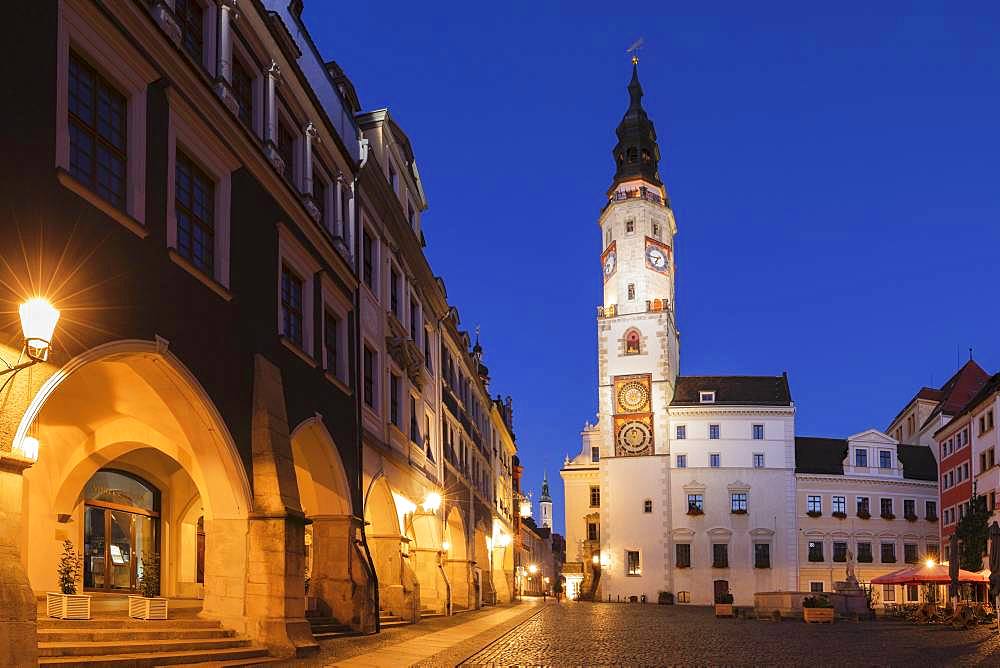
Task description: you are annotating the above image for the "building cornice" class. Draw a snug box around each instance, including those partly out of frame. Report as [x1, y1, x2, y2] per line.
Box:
[795, 473, 937, 490]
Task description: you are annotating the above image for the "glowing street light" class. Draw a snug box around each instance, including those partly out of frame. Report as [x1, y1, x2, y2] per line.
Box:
[422, 491, 442, 512]
[592, 555, 600, 564]
[3, 298, 60, 374]
[441, 540, 451, 553]
[528, 563, 538, 575]
[926, 558, 936, 568]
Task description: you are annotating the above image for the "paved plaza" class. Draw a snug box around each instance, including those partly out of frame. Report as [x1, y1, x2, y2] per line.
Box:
[461, 601, 1000, 667]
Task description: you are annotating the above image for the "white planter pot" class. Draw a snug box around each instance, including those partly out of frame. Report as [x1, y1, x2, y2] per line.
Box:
[128, 595, 168, 620]
[47, 592, 91, 620]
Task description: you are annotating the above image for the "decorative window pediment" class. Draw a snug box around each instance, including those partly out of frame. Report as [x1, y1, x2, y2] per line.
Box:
[749, 528, 775, 538]
[671, 527, 696, 538]
[707, 527, 733, 538]
[727, 481, 751, 493]
[683, 480, 706, 493]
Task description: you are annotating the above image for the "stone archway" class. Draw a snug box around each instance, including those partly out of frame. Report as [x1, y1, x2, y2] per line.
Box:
[363, 476, 417, 621]
[444, 506, 473, 611]
[291, 417, 375, 631]
[406, 497, 448, 617]
[14, 341, 316, 655]
[17, 340, 252, 631]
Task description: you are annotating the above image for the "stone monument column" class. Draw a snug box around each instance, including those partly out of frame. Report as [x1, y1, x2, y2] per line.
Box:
[0, 455, 37, 666]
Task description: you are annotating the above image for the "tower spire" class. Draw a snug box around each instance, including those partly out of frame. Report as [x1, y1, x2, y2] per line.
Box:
[609, 59, 663, 196]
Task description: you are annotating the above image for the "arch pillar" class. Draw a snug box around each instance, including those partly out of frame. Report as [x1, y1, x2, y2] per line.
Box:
[491, 544, 515, 603]
[445, 559, 475, 610]
[0, 456, 37, 667]
[367, 534, 419, 622]
[245, 354, 316, 657]
[409, 510, 449, 615]
[308, 515, 376, 632]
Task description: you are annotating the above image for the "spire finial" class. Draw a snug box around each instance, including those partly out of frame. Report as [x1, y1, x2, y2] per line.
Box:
[627, 37, 644, 65]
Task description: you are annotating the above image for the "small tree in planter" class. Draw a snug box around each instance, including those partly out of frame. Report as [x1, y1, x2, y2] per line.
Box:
[47, 540, 90, 619]
[802, 595, 835, 623]
[129, 551, 168, 620]
[714, 592, 734, 617]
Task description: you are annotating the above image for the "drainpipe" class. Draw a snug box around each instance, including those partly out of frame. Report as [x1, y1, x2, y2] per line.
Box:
[351, 165, 380, 633]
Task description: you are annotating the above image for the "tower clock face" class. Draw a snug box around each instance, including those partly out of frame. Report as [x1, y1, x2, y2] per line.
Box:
[617, 381, 649, 413]
[645, 245, 668, 272]
[618, 421, 652, 454]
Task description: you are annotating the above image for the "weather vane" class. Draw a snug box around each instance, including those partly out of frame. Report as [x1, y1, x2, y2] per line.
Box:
[627, 37, 645, 65]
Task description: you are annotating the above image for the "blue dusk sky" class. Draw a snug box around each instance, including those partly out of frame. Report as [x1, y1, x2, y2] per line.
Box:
[304, 1, 1000, 534]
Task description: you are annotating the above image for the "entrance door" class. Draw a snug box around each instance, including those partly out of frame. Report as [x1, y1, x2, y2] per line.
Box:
[713, 579, 730, 602]
[82, 470, 160, 593]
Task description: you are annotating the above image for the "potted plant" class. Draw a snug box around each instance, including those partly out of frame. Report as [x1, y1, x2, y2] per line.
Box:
[687, 505, 704, 516]
[714, 592, 734, 617]
[832, 511, 847, 519]
[926, 514, 938, 523]
[731, 509, 748, 515]
[857, 509, 871, 520]
[129, 551, 168, 620]
[880, 512, 895, 521]
[47, 540, 90, 619]
[806, 510, 822, 518]
[802, 595, 835, 623]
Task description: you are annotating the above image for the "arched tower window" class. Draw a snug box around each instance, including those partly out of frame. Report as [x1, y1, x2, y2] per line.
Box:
[624, 329, 641, 355]
[641, 149, 652, 163]
[626, 147, 638, 164]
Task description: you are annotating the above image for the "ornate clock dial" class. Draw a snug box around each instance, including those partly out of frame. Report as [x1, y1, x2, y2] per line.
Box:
[617, 381, 649, 413]
[604, 251, 617, 276]
[645, 245, 667, 271]
[618, 421, 652, 454]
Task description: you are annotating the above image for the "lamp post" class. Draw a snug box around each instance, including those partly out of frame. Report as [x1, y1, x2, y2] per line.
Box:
[1, 297, 59, 666]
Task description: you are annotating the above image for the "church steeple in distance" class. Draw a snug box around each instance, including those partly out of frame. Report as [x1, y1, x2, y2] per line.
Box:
[609, 57, 664, 197]
[539, 471, 553, 529]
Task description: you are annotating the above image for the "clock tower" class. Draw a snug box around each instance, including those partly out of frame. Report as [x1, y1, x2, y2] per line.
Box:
[597, 58, 678, 597]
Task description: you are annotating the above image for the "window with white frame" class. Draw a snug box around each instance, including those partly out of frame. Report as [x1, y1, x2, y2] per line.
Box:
[753, 453, 765, 468]
[168, 102, 235, 289]
[752, 424, 764, 440]
[277, 230, 319, 355]
[709, 424, 720, 440]
[710, 453, 721, 467]
[807, 495, 822, 514]
[57, 5, 154, 228]
[700, 391, 716, 403]
[675, 425, 686, 440]
[832, 495, 846, 514]
[855, 449, 868, 467]
[625, 550, 641, 576]
[643, 499, 652, 513]
[676, 454, 687, 468]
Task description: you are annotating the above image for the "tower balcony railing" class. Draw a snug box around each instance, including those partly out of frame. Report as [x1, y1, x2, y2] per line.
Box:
[608, 185, 665, 207]
[597, 298, 671, 319]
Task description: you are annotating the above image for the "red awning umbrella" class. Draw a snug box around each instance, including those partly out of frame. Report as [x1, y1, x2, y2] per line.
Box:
[871, 563, 988, 585]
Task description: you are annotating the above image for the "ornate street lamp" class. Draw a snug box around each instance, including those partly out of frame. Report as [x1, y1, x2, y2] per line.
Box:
[3, 297, 60, 373]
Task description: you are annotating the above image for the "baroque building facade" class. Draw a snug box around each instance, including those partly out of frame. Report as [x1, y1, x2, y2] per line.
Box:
[0, 2, 516, 664]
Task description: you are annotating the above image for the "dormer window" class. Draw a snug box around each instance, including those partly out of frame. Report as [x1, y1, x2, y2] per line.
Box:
[699, 391, 715, 404]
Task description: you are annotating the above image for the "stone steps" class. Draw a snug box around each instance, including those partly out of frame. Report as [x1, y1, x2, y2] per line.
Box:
[38, 627, 236, 642]
[40, 637, 254, 658]
[38, 647, 271, 667]
[37, 618, 270, 667]
[307, 616, 362, 640]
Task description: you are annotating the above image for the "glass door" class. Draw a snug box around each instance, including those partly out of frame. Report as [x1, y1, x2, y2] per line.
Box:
[82, 469, 160, 593]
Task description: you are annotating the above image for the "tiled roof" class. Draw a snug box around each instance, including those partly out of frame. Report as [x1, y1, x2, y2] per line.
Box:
[794, 437, 938, 482]
[919, 360, 990, 429]
[671, 374, 792, 406]
[896, 444, 939, 482]
[934, 372, 1000, 437]
[794, 437, 846, 475]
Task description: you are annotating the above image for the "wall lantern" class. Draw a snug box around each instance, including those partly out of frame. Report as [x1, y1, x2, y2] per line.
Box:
[422, 491, 442, 513]
[3, 298, 60, 374]
[441, 540, 451, 553]
[15, 435, 40, 462]
[528, 563, 538, 575]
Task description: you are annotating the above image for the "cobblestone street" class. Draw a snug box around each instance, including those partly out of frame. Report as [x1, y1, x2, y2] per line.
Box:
[464, 601, 1000, 666]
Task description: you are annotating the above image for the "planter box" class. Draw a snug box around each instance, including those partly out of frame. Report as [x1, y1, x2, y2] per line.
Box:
[715, 603, 734, 617]
[128, 595, 168, 620]
[803, 607, 834, 624]
[46, 593, 91, 620]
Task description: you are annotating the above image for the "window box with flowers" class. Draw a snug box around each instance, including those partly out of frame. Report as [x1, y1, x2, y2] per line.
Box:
[802, 596, 835, 624]
[904, 512, 918, 522]
[687, 506, 704, 516]
[832, 511, 847, 519]
[880, 512, 895, 521]
[806, 510, 822, 518]
[926, 514, 938, 523]
[714, 592, 734, 618]
[857, 509, 871, 520]
[731, 509, 748, 515]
